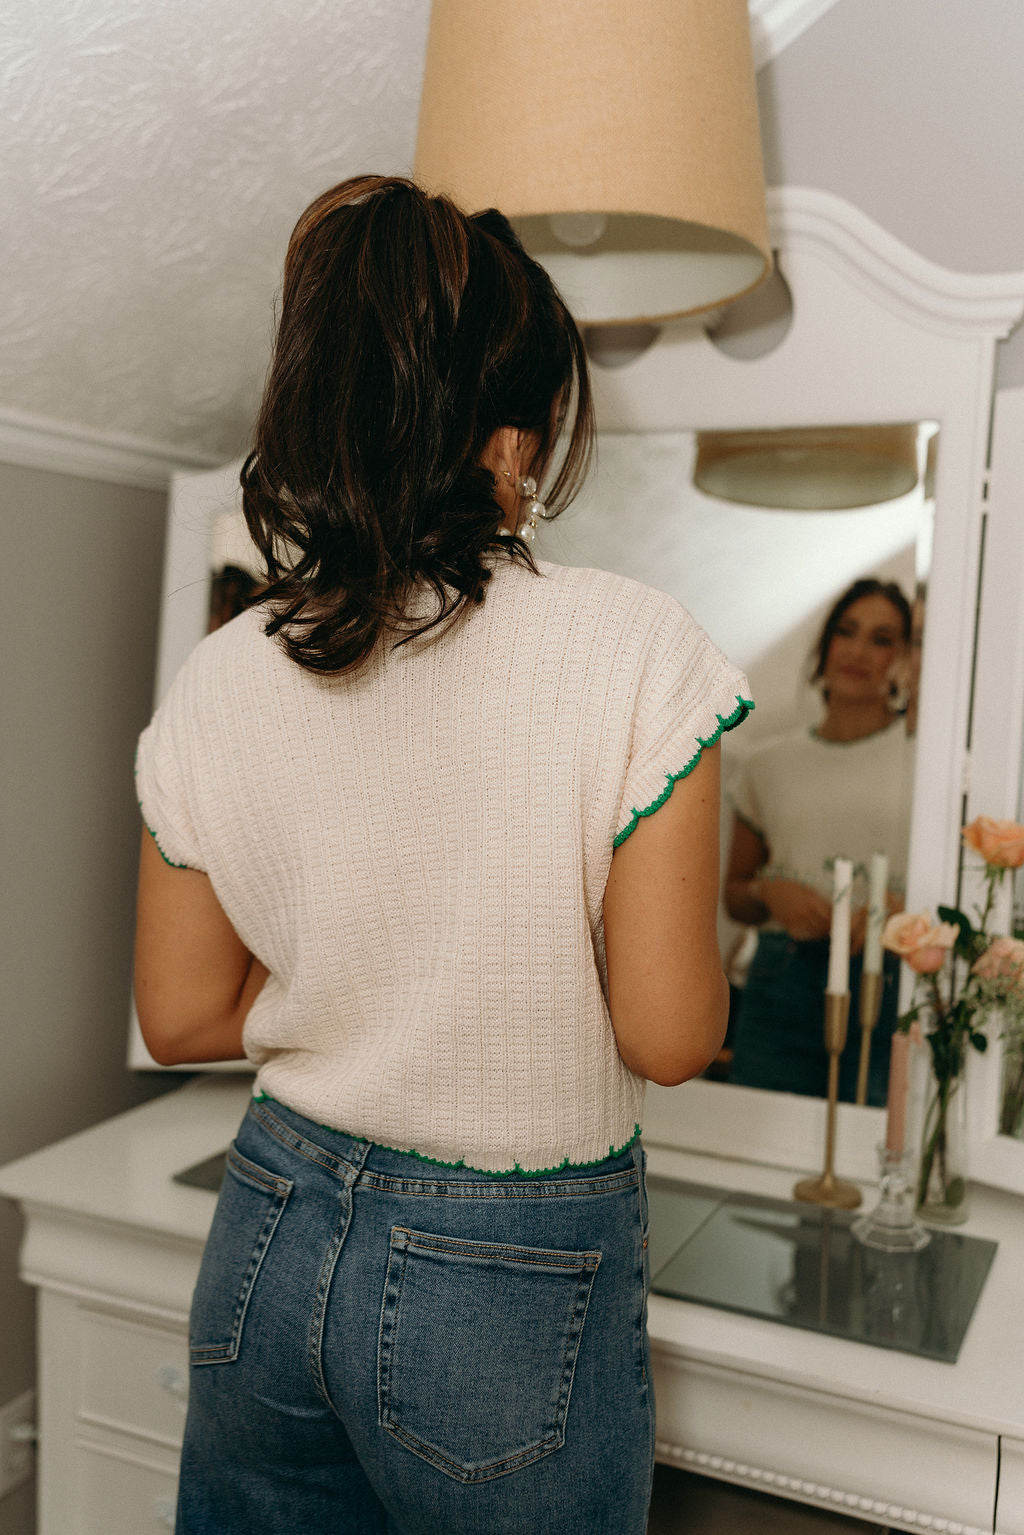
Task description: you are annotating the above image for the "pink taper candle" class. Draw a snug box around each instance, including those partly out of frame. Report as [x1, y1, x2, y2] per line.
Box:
[885, 1030, 910, 1155]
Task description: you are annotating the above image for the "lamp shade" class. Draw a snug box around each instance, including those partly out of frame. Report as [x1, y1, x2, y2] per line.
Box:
[693, 425, 922, 511]
[414, 0, 771, 324]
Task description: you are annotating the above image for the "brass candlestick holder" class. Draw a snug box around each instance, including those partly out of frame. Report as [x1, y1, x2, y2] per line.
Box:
[854, 969, 884, 1106]
[794, 992, 863, 1210]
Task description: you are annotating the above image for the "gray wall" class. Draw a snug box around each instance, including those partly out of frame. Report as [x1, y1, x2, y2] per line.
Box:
[0, 461, 180, 1533]
[757, 0, 1024, 382]
[758, 0, 1024, 275]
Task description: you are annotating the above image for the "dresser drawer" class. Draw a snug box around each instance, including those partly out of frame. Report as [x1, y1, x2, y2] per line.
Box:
[79, 1308, 189, 1447]
[76, 1438, 178, 1534]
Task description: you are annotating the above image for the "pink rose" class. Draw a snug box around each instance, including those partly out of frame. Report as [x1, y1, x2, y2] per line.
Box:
[883, 911, 958, 974]
[962, 816, 1024, 869]
[973, 935, 1024, 987]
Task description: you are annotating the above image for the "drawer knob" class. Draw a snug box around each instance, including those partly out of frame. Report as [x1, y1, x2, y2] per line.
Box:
[156, 1363, 188, 1406]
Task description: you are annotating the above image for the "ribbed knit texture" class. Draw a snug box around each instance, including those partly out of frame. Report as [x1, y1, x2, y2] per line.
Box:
[136, 558, 750, 1173]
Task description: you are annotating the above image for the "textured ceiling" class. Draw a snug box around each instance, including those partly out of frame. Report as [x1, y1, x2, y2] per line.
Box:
[0, 1, 819, 466]
[1, 0, 432, 461]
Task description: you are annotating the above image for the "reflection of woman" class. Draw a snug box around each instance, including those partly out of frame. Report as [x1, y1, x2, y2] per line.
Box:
[134, 177, 750, 1534]
[724, 578, 914, 1104]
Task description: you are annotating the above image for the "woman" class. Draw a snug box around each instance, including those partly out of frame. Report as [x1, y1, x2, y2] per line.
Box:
[724, 577, 913, 1104]
[134, 176, 751, 1535]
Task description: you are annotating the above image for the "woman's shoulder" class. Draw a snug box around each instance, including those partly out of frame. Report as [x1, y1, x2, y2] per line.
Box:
[525, 559, 704, 646]
[159, 605, 284, 711]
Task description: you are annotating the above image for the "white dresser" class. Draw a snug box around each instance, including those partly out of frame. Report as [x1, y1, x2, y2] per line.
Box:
[1, 1075, 1022, 1535]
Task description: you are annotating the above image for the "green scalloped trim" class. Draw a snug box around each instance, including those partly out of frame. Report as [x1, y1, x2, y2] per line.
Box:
[251, 1093, 641, 1179]
[614, 695, 755, 849]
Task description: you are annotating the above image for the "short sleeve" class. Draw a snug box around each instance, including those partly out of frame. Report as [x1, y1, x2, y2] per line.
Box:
[614, 601, 752, 848]
[134, 668, 207, 872]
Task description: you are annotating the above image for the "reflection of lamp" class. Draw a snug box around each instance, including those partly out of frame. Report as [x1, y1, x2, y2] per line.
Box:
[414, 0, 771, 323]
[693, 424, 922, 511]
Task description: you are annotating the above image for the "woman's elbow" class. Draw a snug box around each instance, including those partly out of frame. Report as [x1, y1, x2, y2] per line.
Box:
[136, 1011, 189, 1067]
[615, 974, 730, 1086]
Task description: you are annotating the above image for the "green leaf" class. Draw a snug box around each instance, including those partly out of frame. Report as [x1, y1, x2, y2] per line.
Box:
[945, 1177, 966, 1207]
[971, 1031, 989, 1053]
[938, 904, 973, 941]
[939, 904, 980, 960]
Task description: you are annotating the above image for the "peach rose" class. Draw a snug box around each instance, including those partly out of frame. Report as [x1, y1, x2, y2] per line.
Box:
[962, 816, 1024, 869]
[883, 911, 958, 974]
[973, 935, 1024, 987]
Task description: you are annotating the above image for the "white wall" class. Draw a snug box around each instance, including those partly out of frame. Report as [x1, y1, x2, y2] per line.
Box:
[0, 461, 181, 1533]
[757, 0, 1024, 276]
[755, 0, 1024, 384]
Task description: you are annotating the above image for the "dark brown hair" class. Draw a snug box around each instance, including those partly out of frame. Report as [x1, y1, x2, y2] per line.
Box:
[810, 576, 912, 684]
[240, 175, 594, 673]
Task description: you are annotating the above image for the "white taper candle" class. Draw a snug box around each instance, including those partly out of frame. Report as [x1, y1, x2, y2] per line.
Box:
[863, 852, 888, 977]
[827, 857, 853, 995]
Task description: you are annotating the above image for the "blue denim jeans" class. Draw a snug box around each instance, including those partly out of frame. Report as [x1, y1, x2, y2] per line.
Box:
[176, 1097, 654, 1534]
[730, 932, 899, 1105]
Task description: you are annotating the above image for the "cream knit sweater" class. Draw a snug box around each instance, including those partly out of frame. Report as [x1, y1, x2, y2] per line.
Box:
[136, 557, 751, 1173]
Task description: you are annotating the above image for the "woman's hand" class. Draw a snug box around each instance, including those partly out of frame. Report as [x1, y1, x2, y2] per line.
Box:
[760, 878, 833, 942]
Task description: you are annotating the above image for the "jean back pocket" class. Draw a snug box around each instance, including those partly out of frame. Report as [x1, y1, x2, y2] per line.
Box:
[378, 1226, 601, 1483]
[189, 1146, 292, 1367]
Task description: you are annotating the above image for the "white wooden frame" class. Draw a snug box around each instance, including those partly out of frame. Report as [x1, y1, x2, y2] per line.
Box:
[132, 188, 1024, 1196]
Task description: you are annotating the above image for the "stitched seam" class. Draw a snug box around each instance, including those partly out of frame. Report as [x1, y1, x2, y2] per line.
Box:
[356, 1168, 639, 1198]
[384, 1420, 561, 1481]
[225, 1148, 292, 1197]
[392, 1232, 600, 1269]
[378, 1240, 405, 1434]
[307, 1191, 352, 1413]
[554, 1265, 597, 1441]
[250, 1102, 356, 1179]
[190, 1184, 288, 1363]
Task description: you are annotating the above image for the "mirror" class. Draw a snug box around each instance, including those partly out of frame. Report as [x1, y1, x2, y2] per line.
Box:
[538, 423, 935, 1106]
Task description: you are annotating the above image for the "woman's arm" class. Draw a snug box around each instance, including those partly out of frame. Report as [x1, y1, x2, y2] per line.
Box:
[133, 829, 268, 1066]
[723, 814, 771, 925]
[724, 813, 833, 942]
[603, 743, 729, 1086]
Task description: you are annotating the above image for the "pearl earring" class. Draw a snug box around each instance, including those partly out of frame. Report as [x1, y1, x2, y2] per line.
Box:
[500, 470, 547, 544]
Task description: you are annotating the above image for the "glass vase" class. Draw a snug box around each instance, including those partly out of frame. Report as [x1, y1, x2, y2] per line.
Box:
[916, 1066, 969, 1225]
[999, 1036, 1024, 1140]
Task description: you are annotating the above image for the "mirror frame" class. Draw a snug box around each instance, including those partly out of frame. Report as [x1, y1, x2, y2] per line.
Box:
[964, 383, 1024, 1189]
[134, 187, 1024, 1196]
[590, 186, 1024, 1185]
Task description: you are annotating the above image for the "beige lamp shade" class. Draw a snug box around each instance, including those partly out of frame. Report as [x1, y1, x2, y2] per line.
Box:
[693, 425, 922, 511]
[414, 0, 771, 324]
